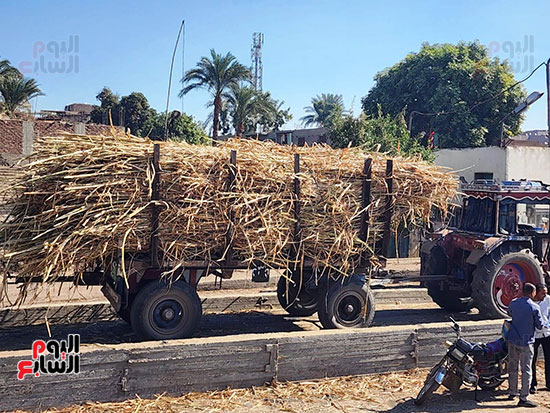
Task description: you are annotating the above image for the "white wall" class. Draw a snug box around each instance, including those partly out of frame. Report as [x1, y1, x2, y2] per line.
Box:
[435, 147, 506, 182]
[505, 146, 550, 182]
[435, 145, 550, 183]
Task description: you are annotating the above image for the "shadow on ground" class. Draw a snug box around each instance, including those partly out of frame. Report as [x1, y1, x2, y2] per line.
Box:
[0, 311, 310, 351]
[381, 389, 522, 413]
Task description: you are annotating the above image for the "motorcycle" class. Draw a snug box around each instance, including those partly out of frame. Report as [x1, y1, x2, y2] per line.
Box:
[415, 318, 508, 405]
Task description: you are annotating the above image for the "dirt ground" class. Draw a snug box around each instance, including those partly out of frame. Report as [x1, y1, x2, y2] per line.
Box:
[21, 364, 550, 413]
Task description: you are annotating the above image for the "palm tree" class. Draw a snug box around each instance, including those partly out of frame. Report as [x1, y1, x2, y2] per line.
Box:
[301, 93, 345, 127]
[0, 59, 19, 79]
[226, 84, 257, 136]
[179, 49, 250, 139]
[0, 76, 44, 115]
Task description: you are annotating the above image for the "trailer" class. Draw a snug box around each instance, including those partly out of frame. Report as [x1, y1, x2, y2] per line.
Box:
[45, 144, 397, 341]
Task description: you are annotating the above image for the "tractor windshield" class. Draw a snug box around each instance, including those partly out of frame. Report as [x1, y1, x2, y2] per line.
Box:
[499, 199, 550, 235]
[460, 197, 496, 234]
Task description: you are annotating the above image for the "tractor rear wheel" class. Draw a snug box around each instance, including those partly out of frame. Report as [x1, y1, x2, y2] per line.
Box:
[472, 244, 544, 319]
[425, 246, 474, 312]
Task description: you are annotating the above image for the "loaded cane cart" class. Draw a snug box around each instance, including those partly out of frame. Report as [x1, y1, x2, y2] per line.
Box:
[0, 134, 455, 340]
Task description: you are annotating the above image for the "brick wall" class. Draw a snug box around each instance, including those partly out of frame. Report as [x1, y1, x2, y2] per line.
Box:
[0, 120, 118, 155]
[85, 124, 117, 136]
[34, 121, 75, 139]
[0, 120, 23, 154]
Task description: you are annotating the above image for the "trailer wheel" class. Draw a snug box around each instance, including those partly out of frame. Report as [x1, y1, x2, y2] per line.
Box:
[130, 280, 202, 340]
[117, 306, 132, 324]
[318, 280, 375, 329]
[472, 244, 543, 319]
[276, 273, 318, 317]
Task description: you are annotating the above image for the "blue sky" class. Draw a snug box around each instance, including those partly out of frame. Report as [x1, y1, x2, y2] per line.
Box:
[1, 0, 549, 131]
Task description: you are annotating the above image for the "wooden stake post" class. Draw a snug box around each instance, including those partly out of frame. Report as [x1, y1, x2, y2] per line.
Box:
[381, 159, 394, 258]
[293, 154, 302, 268]
[150, 144, 161, 268]
[359, 158, 372, 267]
[225, 150, 237, 265]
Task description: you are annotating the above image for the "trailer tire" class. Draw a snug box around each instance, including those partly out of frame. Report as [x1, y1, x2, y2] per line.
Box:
[318, 280, 375, 329]
[425, 246, 474, 312]
[117, 306, 132, 324]
[277, 273, 318, 317]
[130, 280, 202, 340]
[472, 244, 543, 319]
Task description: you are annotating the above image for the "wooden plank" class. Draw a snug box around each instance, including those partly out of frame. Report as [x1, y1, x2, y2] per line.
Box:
[0, 320, 505, 411]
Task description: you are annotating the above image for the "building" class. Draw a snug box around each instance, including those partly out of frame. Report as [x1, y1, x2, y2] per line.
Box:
[435, 130, 550, 183]
[262, 127, 329, 146]
[38, 103, 94, 123]
[218, 127, 330, 146]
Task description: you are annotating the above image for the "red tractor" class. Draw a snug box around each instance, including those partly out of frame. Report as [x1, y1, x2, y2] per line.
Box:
[421, 179, 550, 318]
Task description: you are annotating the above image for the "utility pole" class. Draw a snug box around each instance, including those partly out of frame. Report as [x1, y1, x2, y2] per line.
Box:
[546, 58, 550, 147]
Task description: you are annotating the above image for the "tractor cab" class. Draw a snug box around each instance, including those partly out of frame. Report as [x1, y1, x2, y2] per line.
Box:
[458, 179, 550, 263]
[422, 179, 550, 319]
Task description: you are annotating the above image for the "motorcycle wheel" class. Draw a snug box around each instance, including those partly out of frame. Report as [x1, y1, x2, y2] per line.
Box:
[478, 378, 505, 390]
[415, 358, 446, 406]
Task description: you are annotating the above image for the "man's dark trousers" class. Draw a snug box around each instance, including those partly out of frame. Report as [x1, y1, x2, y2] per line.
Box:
[532, 336, 550, 389]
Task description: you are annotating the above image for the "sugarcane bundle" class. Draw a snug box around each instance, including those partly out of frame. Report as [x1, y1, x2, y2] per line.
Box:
[0, 132, 456, 302]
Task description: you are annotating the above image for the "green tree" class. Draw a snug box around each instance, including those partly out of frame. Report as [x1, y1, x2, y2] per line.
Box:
[120, 92, 150, 136]
[251, 91, 292, 133]
[180, 49, 250, 139]
[90, 87, 120, 125]
[223, 85, 292, 136]
[329, 109, 433, 161]
[0, 59, 19, 79]
[143, 110, 207, 144]
[0, 76, 43, 115]
[301, 93, 345, 127]
[226, 84, 256, 136]
[361, 42, 527, 148]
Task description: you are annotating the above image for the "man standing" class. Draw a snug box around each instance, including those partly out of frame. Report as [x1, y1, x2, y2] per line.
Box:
[507, 282, 543, 408]
[531, 283, 550, 393]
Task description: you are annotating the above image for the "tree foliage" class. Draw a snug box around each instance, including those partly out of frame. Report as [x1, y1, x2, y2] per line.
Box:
[361, 42, 527, 148]
[90, 87, 206, 144]
[224, 84, 292, 136]
[329, 109, 433, 161]
[143, 110, 208, 144]
[119, 92, 150, 136]
[0, 58, 42, 115]
[180, 49, 250, 138]
[0, 76, 44, 115]
[90, 87, 120, 125]
[301, 93, 345, 127]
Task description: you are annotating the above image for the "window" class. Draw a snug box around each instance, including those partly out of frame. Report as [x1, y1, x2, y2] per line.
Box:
[460, 197, 496, 233]
[474, 172, 493, 181]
